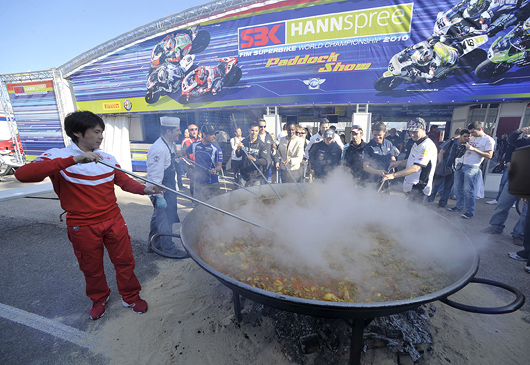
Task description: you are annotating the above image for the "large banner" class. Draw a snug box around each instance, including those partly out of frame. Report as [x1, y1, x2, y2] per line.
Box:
[72, 0, 530, 113]
[6, 80, 65, 159]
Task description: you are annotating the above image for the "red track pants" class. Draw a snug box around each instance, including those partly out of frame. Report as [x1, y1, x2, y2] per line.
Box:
[67, 214, 141, 304]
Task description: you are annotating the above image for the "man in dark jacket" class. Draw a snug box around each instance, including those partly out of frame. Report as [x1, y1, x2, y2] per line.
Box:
[236, 122, 268, 186]
[342, 125, 366, 183]
[309, 129, 342, 179]
[258, 119, 276, 179]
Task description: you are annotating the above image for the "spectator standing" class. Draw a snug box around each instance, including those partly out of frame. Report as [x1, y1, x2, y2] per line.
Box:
[362, 121, 398, 187]
[427, 125, 442, 149]
[386, 128, 403, 154]
[276, 123, 305, 182]
[485, 126, 530, 244]
[182, 124, 201, 196]
[236, 122, 268, 186]
[428, 129, 470, 207]
[296, 125, 309, 180]
[146, 117, 182, 254]
[487, 130, 524, 205]
[383, 117, 438, 201]
[258, 119, 276, 181]
[15, 111, 156, 319]
[308, 129, 342, 179]
[342, 125, 367, 183]
[447, 121, 495, 219]
[186, 124, 223, 201]
[305, 118, 344, 158]
[230, 127, 243, 184]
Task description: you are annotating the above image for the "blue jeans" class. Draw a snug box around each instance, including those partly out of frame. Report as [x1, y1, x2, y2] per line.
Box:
[428, 173, 454, 206]
[512, 203, 527, 239]
[454, 163, 480, 215]
[489, 182, 519, 234]
[516, 202, 530, 264]
[495, 168, 509, 201]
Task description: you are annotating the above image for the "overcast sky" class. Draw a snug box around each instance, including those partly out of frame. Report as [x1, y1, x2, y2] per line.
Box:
[0, 0, 193, 75]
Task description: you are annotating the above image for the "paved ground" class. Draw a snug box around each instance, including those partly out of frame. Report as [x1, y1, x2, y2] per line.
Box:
[0, 171, 528, 364]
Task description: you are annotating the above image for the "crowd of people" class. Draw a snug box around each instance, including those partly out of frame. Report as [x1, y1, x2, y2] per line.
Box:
[175, 116, 530, 278]
[12, 110, 530, 322]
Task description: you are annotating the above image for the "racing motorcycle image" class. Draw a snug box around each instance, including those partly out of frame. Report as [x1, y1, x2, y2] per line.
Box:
[433, 0, 486, 40]
[149, 25, 210, 72]
[475, 18, 530, 79]
[145, 55, 197, 104]
[179, 57, 242, 104]
[435, 0, 530, 38]
[374, 34, 488, 91]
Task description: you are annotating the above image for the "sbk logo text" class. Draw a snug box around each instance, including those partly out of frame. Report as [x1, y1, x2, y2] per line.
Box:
[239, 23, 285, 49]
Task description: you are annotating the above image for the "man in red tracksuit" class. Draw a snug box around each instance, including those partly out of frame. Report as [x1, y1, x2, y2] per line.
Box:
[15, 111, 159, 320]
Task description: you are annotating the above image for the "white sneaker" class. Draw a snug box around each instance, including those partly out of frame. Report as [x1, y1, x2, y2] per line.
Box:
[486, 199, 498, 205]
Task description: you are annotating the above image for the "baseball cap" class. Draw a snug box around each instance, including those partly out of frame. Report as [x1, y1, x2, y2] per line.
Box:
[324, 129, 334, 138]
[160, 116, 180, 127]
[351, 125, 363, 134]
[407, 117, 426, 131]
[201, 124, 216, 135]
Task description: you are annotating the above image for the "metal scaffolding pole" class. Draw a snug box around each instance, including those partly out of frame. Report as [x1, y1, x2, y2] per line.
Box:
[0, 82, 25, 165]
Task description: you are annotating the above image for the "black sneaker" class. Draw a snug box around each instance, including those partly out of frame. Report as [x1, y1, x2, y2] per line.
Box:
[461, 212, 473, 219]
[446, 207, 461, 212]
[482, 227, 501, 234]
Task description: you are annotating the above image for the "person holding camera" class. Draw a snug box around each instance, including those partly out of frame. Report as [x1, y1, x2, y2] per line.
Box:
[447, 121, 495, 219]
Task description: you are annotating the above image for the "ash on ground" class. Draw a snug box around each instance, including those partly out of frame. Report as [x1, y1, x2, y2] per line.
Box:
[244, 301, 437, 364]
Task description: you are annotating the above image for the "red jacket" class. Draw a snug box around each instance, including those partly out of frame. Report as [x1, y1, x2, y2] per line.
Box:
[15, 144, 145, 226]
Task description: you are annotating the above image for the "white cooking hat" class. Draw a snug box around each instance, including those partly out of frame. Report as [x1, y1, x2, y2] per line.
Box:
[160, 116, 180, 127]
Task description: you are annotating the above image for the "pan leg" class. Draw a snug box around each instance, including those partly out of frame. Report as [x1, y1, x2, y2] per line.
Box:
[344, 318, 373, 365]
[233, 291, 242, 322]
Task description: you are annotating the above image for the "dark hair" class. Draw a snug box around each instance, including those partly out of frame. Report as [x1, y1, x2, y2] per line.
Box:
[372, 121, 387, 132]
[161, 125, 179, 135]
[249, 121, 260, 130]
[460, 129, 470, 136]
[454, 128, 463, 136]
[467, 121, 482, 130]
[64, 111, 105, 144]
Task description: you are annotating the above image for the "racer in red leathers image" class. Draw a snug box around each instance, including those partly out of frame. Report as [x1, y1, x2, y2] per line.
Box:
[179, 57, 242, 103]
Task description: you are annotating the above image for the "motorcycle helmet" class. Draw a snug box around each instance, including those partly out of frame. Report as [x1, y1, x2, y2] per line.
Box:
[163, 37, 176, 53]
[464, 0, 490, 18]
[412, 48, 433, 66]
[195, 67, 208, 84]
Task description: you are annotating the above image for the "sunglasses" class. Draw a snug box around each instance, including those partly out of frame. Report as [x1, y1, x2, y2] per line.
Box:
[259, 125, 266, 128]
[296, 132, 306, 135]
[189, 128, 198, 131]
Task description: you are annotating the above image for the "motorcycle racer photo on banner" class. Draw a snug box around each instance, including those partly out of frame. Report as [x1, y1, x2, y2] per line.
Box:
[475, 16, 530, 78]
[145, 25, 210, 105]
[179, 57, 242, 104]
[374, 34, 488, 91]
